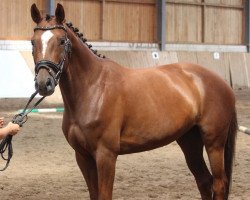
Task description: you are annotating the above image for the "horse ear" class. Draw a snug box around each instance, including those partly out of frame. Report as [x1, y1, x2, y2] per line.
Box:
[31, 4, 42, 24]
[55, 3, 65, 24]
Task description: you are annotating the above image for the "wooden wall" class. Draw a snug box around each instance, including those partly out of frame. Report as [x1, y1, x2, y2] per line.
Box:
[56, 0, 156, 42]
[56, 1, 101, 40]
[103, 1, 156, 42]
[0, 0, 246, 45]
[0, 0, 45, 40]
[166, 0, 244, 44]
[166, 3, 203, 43]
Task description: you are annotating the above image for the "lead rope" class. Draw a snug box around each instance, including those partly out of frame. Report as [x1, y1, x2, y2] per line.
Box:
[0, 90, 45, 171]
[0, 24, 71, 171]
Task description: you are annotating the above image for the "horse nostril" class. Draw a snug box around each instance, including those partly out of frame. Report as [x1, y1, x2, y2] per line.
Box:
[35, 82, 39, 90]
[46, 78, 53, 89]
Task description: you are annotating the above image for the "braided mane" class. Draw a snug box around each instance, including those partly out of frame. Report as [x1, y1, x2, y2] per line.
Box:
[44, 14, 105, 59]
[65, 21, 106, 59]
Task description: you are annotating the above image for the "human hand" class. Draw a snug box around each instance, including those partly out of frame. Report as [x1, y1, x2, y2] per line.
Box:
[0, 117, 4, 128]
[7, 122, 20, 135]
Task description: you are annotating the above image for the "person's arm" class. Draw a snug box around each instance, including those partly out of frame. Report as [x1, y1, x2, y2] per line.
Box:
[0, 117, 4, 128]
[0, 122, 20, 140]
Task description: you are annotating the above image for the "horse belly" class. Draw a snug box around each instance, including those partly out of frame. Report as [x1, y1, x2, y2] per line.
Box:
[119, 112, 195, 154]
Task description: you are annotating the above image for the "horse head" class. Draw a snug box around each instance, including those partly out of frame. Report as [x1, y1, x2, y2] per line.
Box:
[30, 3, 71, 96]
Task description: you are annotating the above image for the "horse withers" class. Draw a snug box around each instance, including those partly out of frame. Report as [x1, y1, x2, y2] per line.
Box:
[30, 3, 237, 200]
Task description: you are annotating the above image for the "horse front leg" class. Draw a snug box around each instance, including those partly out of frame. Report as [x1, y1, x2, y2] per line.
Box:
[95, 147, 118, 200]
[75, 151, 98, 200]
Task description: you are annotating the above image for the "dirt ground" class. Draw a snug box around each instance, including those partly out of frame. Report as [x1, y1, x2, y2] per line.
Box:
[0, 90, 249, 200]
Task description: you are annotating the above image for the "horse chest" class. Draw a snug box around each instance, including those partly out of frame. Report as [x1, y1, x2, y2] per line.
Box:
[63, 122, 83, 148]
[63, 116, 105, 152]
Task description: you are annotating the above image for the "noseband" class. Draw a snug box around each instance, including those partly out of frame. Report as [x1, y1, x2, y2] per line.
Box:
[33, 25, 72, 84]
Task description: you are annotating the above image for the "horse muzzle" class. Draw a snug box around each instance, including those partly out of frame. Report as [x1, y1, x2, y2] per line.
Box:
[35, 69, 56, 96]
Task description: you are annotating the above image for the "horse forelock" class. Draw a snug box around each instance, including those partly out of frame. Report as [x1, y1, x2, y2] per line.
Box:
[45, 14, 54, 22]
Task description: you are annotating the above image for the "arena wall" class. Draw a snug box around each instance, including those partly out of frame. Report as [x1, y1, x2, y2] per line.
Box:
[13, 50, 248, 105]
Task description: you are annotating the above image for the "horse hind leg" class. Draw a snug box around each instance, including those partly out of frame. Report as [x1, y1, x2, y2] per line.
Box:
[202, 131, 228, 200]
[201, 111, 237, 200]
[177, 126, 213, 200]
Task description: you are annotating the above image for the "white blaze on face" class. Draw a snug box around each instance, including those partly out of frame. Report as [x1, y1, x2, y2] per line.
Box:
[41, 30, 54, 58]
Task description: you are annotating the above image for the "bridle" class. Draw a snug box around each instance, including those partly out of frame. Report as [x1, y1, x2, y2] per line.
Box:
[0, 25, 72, 171]
[33, 24, 72, 85]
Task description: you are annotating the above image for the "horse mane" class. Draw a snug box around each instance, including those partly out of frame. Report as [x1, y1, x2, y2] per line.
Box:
[65, 21, 106, 59]
[43, 14, 105, 59]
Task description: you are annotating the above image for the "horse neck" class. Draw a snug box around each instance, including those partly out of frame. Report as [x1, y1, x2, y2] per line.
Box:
[59, 27, 103, 112]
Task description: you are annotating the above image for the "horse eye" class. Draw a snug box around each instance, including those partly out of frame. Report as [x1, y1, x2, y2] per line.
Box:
[60, 39, 66, 45]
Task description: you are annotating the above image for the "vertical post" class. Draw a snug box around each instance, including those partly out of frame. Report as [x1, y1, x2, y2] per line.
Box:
[201, 0, 205, 43]
[245, 0, 250, 52]
[100, 0, 105, 40]
[46, 0, 55, 15]
[157, 0, 166, 51]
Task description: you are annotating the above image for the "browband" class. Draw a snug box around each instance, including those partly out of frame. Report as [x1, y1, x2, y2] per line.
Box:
[34, 25, 67, 32]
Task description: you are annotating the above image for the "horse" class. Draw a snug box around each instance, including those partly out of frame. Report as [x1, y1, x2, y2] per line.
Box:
[30, 3, 237, 200]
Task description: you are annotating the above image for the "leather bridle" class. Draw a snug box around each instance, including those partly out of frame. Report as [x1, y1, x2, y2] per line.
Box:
[33, 25, 72, 85]
[0, 25, 72, 172]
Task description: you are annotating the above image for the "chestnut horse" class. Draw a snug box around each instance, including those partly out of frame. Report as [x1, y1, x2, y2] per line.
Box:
[30, 4, 237, 200]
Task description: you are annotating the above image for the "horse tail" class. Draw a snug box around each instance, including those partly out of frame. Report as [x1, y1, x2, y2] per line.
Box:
[224, 109, 237, 198]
